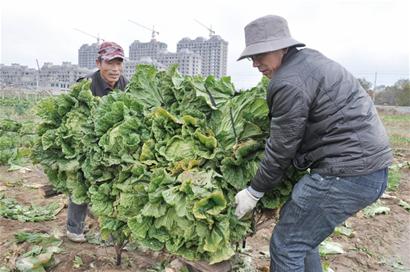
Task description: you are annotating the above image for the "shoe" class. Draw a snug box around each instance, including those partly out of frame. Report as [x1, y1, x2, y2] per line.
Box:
[67, 231, 86, 242]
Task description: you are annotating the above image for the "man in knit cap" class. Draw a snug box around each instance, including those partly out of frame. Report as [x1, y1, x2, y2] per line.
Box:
[67, 41, 128, 242]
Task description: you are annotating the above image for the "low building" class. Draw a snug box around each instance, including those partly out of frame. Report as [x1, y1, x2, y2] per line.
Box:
[0, 62, 92, 90]
[39, 62, 92, 89]
[0, 63, 38, 89]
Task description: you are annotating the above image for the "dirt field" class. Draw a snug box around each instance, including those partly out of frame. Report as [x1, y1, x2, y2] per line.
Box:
[1, 163, 409, 271]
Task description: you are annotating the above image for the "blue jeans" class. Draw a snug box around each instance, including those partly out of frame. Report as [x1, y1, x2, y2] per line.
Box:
[66, 197, 88, 234]
[270, 168, 388, 271]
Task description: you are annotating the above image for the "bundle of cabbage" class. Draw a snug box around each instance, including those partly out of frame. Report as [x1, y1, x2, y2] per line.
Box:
[33, 65, 301, 264]
[31, 81, 98, 204]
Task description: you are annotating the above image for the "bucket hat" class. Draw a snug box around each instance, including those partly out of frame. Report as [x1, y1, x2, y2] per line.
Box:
[238, 15, 305, 61]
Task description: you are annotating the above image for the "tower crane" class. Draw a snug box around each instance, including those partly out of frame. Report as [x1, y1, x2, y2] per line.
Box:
[194, 19, 215, 37]
[73, 28, 104, 44]
[128, 19, 159, 40]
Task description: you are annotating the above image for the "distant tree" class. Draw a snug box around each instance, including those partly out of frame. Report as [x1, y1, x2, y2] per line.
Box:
[375, 88, 395, 105]
[394, 79, 410, 106]
[357, 78, 372, 91]
[375, 79, 410, 106]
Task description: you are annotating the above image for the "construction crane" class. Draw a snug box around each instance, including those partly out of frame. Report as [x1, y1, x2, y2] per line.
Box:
[73, 28, 104, 44]
[194, 19, 215, 37]
[128, 19, 159, 40]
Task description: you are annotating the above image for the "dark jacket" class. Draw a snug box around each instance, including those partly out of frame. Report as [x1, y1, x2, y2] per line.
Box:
[250, 47, 393, 192]
[77, 70, 128, 97]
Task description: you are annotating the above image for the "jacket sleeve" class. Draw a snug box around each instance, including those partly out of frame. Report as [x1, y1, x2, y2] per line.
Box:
[250, 82, 310, 192]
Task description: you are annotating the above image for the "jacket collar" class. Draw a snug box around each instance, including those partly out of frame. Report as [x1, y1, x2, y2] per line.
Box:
[282, 46, 300, 64]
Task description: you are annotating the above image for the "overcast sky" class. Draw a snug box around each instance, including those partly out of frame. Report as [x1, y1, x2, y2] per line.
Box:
[1, 0, 409, 89]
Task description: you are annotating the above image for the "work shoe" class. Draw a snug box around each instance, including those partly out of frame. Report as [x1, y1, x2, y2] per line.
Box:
[66, 231, 86, 243]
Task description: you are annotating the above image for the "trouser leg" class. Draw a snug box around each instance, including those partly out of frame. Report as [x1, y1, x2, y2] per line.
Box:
[269, 168, 387, 272]
[304, 247, 321, 272]
[66, 197, 88, 234]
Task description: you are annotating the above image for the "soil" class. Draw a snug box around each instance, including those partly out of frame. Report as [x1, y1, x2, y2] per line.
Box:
[1, 164, 410, 271]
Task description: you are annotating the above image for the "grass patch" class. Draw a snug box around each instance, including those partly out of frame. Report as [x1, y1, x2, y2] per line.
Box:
[379, 112, 410, 153]
[380, 114, 410, 122]
[387, 167, 402, 191]
[389, 134, 410, 144]
[379, 112, 410, 191]
[387, 162, 410, 191]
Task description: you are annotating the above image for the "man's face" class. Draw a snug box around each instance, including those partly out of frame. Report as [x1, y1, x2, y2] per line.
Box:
[96, 58, 124, 87]
[248, 49, 286, 79]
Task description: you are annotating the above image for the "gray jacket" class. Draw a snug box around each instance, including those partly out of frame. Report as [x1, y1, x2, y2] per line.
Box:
[251, 47, 393, 192]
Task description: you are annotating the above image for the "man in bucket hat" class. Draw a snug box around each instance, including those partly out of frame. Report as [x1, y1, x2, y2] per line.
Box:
[66, 41, 128, 242]
[235, 15, 392, 271]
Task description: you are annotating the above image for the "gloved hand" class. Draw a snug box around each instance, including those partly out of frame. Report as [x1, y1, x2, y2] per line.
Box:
[234, 188, 261, 219]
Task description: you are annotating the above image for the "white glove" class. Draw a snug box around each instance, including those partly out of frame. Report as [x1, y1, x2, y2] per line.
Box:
[234, 188, 260, 219]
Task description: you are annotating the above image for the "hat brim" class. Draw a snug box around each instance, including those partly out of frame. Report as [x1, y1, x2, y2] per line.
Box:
[237, 38, 305, 61]
[101, 54, 126, 61]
